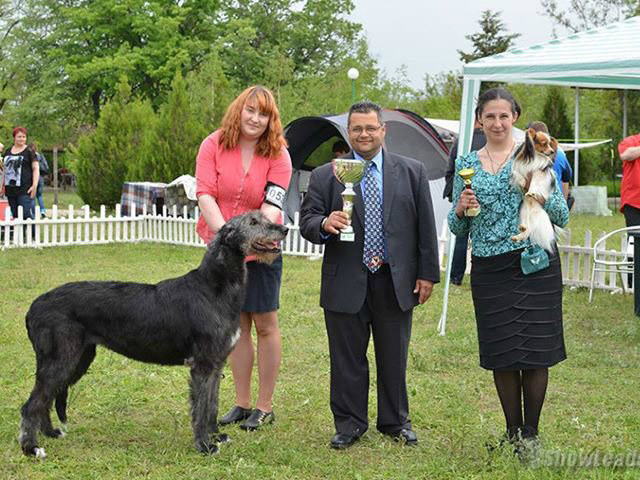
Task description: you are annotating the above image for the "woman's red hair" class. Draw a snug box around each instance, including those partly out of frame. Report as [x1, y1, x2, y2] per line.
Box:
[13, 126, 27, 137]
[219, 86, 287, 158]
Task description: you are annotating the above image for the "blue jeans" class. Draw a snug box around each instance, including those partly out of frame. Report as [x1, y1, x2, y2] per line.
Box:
[32, 180, 46, 216]
[8, 194, 34, 220]
[450, 232, 469, 284]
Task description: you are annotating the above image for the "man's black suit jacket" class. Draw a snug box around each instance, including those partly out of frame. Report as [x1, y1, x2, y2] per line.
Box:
[299, 150, 440, 314]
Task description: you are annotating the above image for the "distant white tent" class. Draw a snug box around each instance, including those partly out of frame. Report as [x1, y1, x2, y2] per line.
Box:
[440, 16, 640, 334]
[426, 118, 610, 152]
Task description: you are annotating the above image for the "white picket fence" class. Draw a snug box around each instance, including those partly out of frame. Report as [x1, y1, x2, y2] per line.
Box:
[0, 204, 629, 292]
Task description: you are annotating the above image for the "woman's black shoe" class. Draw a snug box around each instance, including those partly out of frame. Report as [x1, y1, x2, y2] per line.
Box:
[239, 409, 275, 431]
[219, 406, 252, 426]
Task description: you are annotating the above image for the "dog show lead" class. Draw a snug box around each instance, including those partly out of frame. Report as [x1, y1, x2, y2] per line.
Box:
[195, 85, 292, 431]
[448, 87, 569, 457]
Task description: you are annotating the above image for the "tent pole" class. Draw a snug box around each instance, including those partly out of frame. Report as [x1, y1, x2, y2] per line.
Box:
[574, 87, 580, 186]
[438, 231, 456, 335]
[439, 77, 480, 335]
[623, 89, 628, 138]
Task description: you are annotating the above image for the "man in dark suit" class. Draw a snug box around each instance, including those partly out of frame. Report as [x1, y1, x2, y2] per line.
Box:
[299, 101, 440, 449]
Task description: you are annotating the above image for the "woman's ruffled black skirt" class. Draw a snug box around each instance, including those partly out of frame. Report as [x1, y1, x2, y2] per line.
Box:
[471, 249, 566, 371]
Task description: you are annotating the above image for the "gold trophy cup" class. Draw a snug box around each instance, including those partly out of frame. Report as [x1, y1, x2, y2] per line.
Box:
[332, 158, 367, 242]
[458, 168, 480, 217]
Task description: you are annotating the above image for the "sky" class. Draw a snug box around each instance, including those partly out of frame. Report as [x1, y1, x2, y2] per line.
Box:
[349, 0, 572, 89]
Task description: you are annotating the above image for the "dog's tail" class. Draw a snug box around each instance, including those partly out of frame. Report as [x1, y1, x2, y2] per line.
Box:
[528, 207, 557, 252]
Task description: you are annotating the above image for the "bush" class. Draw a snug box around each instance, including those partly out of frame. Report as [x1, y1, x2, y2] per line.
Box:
[70, 78, 157, 209]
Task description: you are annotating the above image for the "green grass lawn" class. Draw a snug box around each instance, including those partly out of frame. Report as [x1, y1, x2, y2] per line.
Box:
[1, 231, 639, 478]
[42, 188, 85, 211]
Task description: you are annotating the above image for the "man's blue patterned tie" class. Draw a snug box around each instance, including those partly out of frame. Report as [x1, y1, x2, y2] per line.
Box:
[362, 161, 384, 272]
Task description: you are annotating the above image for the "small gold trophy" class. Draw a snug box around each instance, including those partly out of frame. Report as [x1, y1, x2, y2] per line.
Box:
[458, 168, 480, 217]
[332, 158, 367, 242]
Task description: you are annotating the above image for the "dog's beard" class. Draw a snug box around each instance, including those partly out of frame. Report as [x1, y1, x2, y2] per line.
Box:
[253, 251, 281, 264]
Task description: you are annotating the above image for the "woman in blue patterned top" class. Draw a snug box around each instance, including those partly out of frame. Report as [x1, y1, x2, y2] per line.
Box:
[448, 88, 569, 453]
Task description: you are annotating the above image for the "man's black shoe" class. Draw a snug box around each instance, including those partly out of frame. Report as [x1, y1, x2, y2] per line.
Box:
[330, 432, 359, 449]
[219, 406, 251, 426]
[385, 428, 418, 445]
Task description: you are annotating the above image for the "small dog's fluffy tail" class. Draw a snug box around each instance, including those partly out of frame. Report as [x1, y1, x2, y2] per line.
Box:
[528, 207, 557, 252]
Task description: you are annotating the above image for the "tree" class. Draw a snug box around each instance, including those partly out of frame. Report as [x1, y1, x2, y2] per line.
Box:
[540, 0, 640, 34]
[28, 0, 220, 122]
[458, 10, 521, 64]
[540, 87, 573, 141]
[153, 70, 209, 182]
[216, 0, 362, 86]
[71, 77, 157, 208]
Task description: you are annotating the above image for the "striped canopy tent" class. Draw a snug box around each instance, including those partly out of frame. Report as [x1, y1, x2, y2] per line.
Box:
[439, 16, 640, 334]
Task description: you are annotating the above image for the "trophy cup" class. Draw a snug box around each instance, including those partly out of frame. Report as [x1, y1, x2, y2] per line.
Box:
[332, 158, 367, 242]
[458, 168, 480, 217]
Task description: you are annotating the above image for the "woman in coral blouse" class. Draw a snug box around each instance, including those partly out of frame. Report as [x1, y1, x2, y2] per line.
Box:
[196, 86, 292, 431]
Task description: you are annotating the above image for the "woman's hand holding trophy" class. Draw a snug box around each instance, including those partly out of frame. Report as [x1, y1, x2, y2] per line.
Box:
[455, 168, 480, 218]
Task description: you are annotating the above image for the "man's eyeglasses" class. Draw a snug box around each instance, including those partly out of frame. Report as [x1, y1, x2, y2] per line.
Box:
[349, 125, 383, 135]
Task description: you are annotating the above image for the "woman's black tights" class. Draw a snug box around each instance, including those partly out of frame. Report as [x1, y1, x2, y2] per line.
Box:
[493, 368, 548, 437]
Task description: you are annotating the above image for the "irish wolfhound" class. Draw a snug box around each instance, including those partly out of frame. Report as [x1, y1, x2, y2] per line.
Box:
[19, 211, 288, 458]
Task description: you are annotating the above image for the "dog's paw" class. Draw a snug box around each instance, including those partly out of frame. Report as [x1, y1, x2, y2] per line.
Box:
[215, 433, 231, 444]
[196, 441, 219, 455]
[518, 224, 527, 232]
[43, 428, 65, 439]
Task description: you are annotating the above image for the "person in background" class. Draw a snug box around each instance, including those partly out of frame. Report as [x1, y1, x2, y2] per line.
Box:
[443, 120, 486, 285]
[300, 101, 440, 449]
[527, 121, 573, 209]
[195, 86, 292, 431]
[449, 88, 569, 456]
[1, 127, 38, 222]
[332, 139, 350, 157]
[29, 142, 49, 218]
[618, 131, 640, 228]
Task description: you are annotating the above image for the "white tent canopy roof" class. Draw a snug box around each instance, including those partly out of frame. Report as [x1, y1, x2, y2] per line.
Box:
[463, 16, 640, 89]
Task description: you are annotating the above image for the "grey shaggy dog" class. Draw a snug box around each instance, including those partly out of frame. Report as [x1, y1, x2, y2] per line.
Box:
[19, 211, 288, 458]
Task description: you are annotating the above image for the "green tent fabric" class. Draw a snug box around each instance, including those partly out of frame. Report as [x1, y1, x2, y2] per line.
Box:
[439, 16, 640, 334]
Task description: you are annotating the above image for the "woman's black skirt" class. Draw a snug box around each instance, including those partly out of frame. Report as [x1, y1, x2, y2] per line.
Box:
[242, 255, 283, 313]
[471, 249, 566, 371]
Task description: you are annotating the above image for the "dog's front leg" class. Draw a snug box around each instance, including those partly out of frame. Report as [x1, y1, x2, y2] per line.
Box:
[207, 365, 229, 444]
[526, 170, 550, 203]
[189, 362, 219, 455]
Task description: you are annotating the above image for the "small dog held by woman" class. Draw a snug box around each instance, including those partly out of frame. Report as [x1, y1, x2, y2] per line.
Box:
[510, 128, 560, 252]
[19, 211, 287, 459]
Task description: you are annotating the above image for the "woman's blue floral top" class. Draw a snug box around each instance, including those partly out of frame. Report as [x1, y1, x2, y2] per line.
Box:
[447, 151, 569, 257]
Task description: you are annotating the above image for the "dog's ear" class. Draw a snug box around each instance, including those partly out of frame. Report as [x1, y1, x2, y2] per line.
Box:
[526, 128, 538, 140]
[519, 130, 536, 160]
[550, 137, 559, 152]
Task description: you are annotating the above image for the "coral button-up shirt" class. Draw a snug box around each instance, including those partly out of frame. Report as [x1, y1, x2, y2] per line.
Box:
[195, 129, 292, 244]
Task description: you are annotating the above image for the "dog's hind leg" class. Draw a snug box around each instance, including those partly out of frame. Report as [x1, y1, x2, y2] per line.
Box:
[20, 321, 89, 456]
[189, 361, 219, 454]
[55, 344, 97, 426]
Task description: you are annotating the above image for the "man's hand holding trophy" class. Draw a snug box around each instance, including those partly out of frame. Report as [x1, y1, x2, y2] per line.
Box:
[324, 158, 367, 242]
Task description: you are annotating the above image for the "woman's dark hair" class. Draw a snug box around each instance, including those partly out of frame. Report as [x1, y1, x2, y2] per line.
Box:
[475, 88, 521, 120]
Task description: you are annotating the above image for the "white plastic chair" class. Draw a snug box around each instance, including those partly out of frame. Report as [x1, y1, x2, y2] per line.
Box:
[588, 226, 640, 302]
